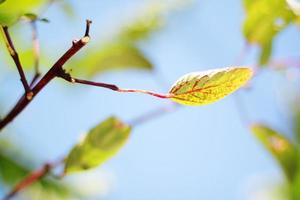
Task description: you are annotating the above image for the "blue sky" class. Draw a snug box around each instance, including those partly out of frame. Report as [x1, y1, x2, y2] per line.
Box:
[1, 0, 300, 199]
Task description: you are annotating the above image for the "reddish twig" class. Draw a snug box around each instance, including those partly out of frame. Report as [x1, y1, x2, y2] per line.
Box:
[0, 26, 32, 99]
[2, 159, 63, 200]
[59, 75, 172, 99]
[0, 20, 92, 131]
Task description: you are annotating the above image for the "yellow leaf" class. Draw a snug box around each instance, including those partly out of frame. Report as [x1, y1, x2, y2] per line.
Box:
[168, 67, 253, 106]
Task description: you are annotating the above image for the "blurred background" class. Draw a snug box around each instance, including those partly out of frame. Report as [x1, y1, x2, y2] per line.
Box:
[0, 0, 300, 199]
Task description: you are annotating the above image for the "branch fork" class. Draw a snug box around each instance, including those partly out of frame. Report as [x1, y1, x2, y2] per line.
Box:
[0, 20, 92, 131]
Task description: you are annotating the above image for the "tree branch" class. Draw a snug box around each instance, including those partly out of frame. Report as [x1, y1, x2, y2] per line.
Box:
[0, 20, 92, 131]
[0, 26, 32, 99]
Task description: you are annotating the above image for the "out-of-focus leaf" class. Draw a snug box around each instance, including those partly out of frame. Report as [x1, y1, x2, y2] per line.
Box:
[64, 116, 131, 174]
[71, 43, 152, 77]
[0, 152, 70, 199]
[118, 4, 164, 42]
[0, 140, 71, 199]
[243, 0, 299, 66]
[251, 124, 298, 181]
[168, 67, 252, 106]
[0, 0, 6, 4]
[0, 153, 27, 185]
[0, 0, 47, 26]
[59, 0, 75, 18]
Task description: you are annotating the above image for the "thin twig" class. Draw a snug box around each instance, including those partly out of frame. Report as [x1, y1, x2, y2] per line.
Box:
[0, 20, 92, 131]
[0, 26, 32, 99]
[59, 75, 172, 99]
[29, 21, 41, 87]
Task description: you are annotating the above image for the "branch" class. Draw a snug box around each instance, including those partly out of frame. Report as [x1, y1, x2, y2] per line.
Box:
[2, 159, 63, 200]
[29, 21, 41, 87]
[0, 20, 92, 131]
[58, 74, 172, 99]
[0, 26, 32, 99]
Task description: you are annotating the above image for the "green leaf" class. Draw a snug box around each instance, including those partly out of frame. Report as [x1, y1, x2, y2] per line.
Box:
[168, 67, 253, 106]
[0, 0, 46, 26]
[70, 42, 152, 77]
[64, 116, 131, 174]
[0, 152, 27, 185]
[242, 0, 299, 66]
[251, 124, 298, 181]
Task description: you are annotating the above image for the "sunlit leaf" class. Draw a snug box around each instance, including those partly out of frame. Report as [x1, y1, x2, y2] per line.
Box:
[168, 67, 252, 106]
[64, 116, 131, 174]
[0, 0, 46, 26]
[243, 0, 299, 66]
[251, 124, 298, 181]
[70, 42, 152, 77]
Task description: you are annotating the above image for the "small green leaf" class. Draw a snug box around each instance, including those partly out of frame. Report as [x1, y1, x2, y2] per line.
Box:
[168, 67, 253, 106]
[64, 116, 131, 174]
[70, 43, 152, 77]
[251, 124, 298, 181]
